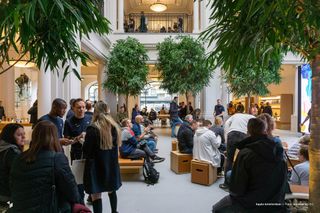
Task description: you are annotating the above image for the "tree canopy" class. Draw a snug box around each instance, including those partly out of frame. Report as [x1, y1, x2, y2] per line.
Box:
[202, 0, 320, 210]
[156, 36, 213, 98]
[225, 52, 282, 98]
[0, 0, 110, 79]
[103, 37, 149, 104]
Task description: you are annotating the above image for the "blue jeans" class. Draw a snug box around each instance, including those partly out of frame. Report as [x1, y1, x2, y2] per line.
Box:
[146, 139, 156, 152]
[170, 117, 183, 137]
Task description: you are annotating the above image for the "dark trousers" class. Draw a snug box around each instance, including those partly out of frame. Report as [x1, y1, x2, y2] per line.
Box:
[224, 131, 247, 184]
[212, 195, 245, 213]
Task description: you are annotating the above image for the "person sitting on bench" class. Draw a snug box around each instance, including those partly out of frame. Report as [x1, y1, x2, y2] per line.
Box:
[119, 119, 164, 163]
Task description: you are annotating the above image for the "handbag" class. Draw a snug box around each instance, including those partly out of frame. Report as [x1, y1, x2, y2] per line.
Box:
[71, 157, 86, 185]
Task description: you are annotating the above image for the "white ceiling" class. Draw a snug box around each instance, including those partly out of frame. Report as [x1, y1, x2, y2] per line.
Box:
[125, 0, 193, 14]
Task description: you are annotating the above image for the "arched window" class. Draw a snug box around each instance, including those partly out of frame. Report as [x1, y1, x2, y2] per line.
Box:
[88, 83, 98, 101]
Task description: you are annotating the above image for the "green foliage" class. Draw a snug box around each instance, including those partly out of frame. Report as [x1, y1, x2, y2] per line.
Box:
[225, 53, 282, 97]
[156, 36, 213, 96]
[103, 37, 149, 98]
[0, 0, 110, 79]
[201, 0, 320, 71]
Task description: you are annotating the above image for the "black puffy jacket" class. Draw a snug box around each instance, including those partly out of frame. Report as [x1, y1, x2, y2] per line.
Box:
[230, 136, 288, 212]
[0, 141, 21, 202]
[10, 150, 80, 212]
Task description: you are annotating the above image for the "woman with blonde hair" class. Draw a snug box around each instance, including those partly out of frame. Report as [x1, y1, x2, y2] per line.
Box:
[83, 101, 122, 213]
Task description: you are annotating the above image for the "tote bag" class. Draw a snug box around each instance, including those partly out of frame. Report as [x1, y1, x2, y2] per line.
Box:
[71, 159, 86, 185]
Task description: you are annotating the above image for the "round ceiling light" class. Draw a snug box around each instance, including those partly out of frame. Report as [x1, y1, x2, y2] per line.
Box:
[150, 1, 167, 12]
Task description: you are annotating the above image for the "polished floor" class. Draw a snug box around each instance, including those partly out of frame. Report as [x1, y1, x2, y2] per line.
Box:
[86, 127, 301, 213]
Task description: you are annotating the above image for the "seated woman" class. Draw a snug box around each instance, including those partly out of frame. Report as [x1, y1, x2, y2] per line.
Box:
[83, 101, 122, 213]
[0, 124, 25, 210]
[119, 118, 164, 163]
[290, 146, 309, 186]
[10, 121, 81, 212]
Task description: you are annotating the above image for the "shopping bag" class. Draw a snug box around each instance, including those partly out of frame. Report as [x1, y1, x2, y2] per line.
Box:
[71, 159, 86, 184]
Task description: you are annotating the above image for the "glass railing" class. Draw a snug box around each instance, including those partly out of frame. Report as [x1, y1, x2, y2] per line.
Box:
[124, 13, 193, 33]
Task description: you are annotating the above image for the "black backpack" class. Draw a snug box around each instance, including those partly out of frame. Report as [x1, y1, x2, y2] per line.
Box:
[143, 159, 159, 185]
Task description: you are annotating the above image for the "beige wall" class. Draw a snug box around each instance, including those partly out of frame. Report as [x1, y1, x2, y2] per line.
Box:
[268, 64, 296, 96]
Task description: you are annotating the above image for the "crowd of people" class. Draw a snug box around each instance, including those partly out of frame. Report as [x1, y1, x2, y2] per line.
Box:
[170, 97, 310, 212]
[0, 98, 166, 213]
[0, 96, 311, 212]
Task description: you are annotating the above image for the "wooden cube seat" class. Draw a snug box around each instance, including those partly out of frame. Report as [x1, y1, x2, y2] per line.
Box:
[170, 151, 193, 174]
[191, 159, 217, 186]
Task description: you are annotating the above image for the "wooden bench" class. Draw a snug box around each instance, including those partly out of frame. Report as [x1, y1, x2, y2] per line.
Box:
[118, 157, 144, 174]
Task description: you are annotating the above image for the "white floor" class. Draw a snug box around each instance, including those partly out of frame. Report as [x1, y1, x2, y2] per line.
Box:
[88, 127, 301, 213]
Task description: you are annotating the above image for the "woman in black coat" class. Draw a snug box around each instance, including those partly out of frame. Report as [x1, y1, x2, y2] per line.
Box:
[83, 101, 122, 213]
[10, 121, 81, 212]
[0, 124, 25, 210]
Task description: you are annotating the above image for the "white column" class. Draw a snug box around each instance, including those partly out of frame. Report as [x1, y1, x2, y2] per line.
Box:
[118, 0, 124, 33]
[97, 62, 106, 101]
[193, 0, 199, 33]
[0, 64, 16, 118]
[38, 68, 52, 117]
[202, 68, 223, 121]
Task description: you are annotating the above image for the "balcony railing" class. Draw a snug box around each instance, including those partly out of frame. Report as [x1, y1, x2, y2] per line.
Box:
[124, 13, 193, 33]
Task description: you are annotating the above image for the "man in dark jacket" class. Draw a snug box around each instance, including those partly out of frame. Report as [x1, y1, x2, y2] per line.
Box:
[169, 97, 183, 137]
[263, 102, 273, 116]
[177, 120, 198, 154]
[212, 118, 287, 212]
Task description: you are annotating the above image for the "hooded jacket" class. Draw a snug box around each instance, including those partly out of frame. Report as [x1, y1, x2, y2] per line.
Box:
[193, 127, 221, 167]
[0, 140, 21, 202]
[229, 136, 288, 212]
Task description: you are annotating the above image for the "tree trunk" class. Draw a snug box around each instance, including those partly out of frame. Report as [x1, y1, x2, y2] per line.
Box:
[125, 94, 129, 114]
[186, 92, 189, 115]
[309, 56, 320, 212]
[247, 93, 251, 114]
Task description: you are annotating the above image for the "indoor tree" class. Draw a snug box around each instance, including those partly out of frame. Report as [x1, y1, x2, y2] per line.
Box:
[103, 37, 149, 111]
[156, 36, 213, 113]
[201, 0, 320, 210]
[225, 52, 282, 111]
[0, 0, 110, 79]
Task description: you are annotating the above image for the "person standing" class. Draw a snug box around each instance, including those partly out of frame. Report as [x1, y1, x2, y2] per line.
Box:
[38, 98, 71, 146]
[83, 101, 122, 213]
[0, 124, 25, 210]
[169, 97, 183, 138]
[27, 100, 38, 128]
[85, 100, 94, 118]
[0, 100, 5, 120]
[64, 98, 91, 202]
[140, 11, 147, 32]
[131, 104, 140, 124]
[263, 102, 273, 116]
[219, 104, 254, 190]
[66, 98, 75, 120]
[116, 106, 128, 124]
[214, 99, 225, 119]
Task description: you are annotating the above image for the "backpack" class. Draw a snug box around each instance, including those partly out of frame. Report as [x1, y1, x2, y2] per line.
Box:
[143, 159, 159, 185]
